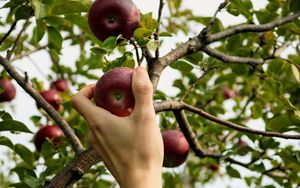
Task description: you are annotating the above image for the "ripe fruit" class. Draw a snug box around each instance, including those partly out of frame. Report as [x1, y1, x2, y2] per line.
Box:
[222, 87, 238, 99]
[38, 89, 62, 111]
[208, 164, 219, 172]
[88, 0, 140, 41]
[162, 130, 190, 168]
[94, 67, 134, 117]
[33, 125, 64, 151]
[0, 79, 16, 102]
[50, 79, 68, 92]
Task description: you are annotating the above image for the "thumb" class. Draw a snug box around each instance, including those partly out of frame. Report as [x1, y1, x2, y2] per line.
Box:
[131, 67, 154, 117]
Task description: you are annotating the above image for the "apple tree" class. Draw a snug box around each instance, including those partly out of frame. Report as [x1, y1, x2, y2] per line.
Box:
[0, 0, 300, 187]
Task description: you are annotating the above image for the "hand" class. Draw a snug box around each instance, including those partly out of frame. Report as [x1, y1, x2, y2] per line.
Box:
[72, 67, 163, 188]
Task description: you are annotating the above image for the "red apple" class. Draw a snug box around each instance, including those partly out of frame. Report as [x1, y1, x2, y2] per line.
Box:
[33, 125, 64, 151]
[208, 164, 219, 172]
[222, 87, 238, 99]
[88, 0, 140, 41]
[0, 79, 16, 102]
[94, 67, 135, 117]
[50, 79, 68, 92]
[38, 89, 62, 111]
[162, 130, 190, 168]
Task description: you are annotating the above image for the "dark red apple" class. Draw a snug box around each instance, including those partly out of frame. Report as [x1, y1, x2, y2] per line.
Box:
[208, 164, 219, 172]
[0, 79, 16, 102]
[38, 89, 62, 111]
[33, 125, 64, 151]
[50, 79, 68, 92]
[94, 67, 134, 117]
[162, 130, 190, 168]
[237, 139, 248, 156]
[88, 0, 140, 41]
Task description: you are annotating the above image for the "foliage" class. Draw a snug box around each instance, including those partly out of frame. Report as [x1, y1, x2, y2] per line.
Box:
[0, 0, 300, 187]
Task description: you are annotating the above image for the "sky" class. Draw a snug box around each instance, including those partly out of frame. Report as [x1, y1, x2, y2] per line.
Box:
[0, 0, 287, 187]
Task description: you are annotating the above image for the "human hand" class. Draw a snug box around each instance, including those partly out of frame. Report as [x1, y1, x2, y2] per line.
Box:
[72, 67, 163, 188]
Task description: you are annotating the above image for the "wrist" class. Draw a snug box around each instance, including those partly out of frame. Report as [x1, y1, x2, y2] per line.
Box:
[118, 166, 162, 188]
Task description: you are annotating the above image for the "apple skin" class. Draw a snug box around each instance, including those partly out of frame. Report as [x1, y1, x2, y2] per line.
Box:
[162, 130, 190, 168]
[0, 79, 16, 102]
[94, 67, 134, 117]
[50, 79, 68, 92]
[88, 0, 140, 41]
[38, 89, 62, 111]
[33, 125, 64, 151]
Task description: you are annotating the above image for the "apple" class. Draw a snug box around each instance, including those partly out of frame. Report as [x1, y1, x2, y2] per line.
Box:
[94, 67, 135, 117]
[50, 79, 68, 92]
[33, 125, 64, 151]
[237, 139, 248, 156]
[162, 130, 190, 168]
[38, 89, 62, 111]
[208, 164, 219, 172]
[88, 0, 140, 41]
[222, 86, 238, 99]
[0, 79, 16, 102]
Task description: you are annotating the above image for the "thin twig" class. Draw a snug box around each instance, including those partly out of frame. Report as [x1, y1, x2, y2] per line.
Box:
[0, 21, 18, 46]
[130, 40, 141, 65]
[180, 66, 217, 101]
[10, 45, 47, 62]
[200, 0, 230, 39]
[154, 100, 300, 139]
[6, 19, 30, 61]
[154, 0, 165, 59]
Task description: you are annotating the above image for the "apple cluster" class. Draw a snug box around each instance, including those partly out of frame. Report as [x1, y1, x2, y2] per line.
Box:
[89, 0, 190, 168]
[33, 79, 68, 151]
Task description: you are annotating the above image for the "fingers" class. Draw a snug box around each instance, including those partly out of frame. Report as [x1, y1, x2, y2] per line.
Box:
[72, 84, 102, 120]
[131, 67, 155, 118]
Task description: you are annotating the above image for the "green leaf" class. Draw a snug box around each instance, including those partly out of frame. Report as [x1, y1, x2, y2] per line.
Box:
[184, 52, 203, 65]
[268, 115, 293, 132]
[23, 175, 43, 188]
[90, 47, 108, 55]
[134, 28, 153, 39]
[15, 5, 33, 20]
[31, 0, 47, 19]
[159, 32, 173, 37]
[0, 136, 14, 149]
[250, 103, 262, 119]
[140, 13, 158, 30]
[289, 0, 300, 13]
[14, 144, 34, 167]
[50, 1, 88, 15]
[47, 26, 63, 52]
[31, 19, 45, 44]
[0, 111, 13, 120]
[226, 166, 241, 178]
[170, 60, 193, 73]
[0, 120, 32, 133]
[101, 36, 120, 52]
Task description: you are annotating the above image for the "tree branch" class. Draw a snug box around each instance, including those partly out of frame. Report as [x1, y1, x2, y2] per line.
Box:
[209, 12, 300, 43]
[202, 46, 264, 64]
[47, 148, 100, 188]
[154, 100, 300, 139]
[0, 56, 84, 153]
